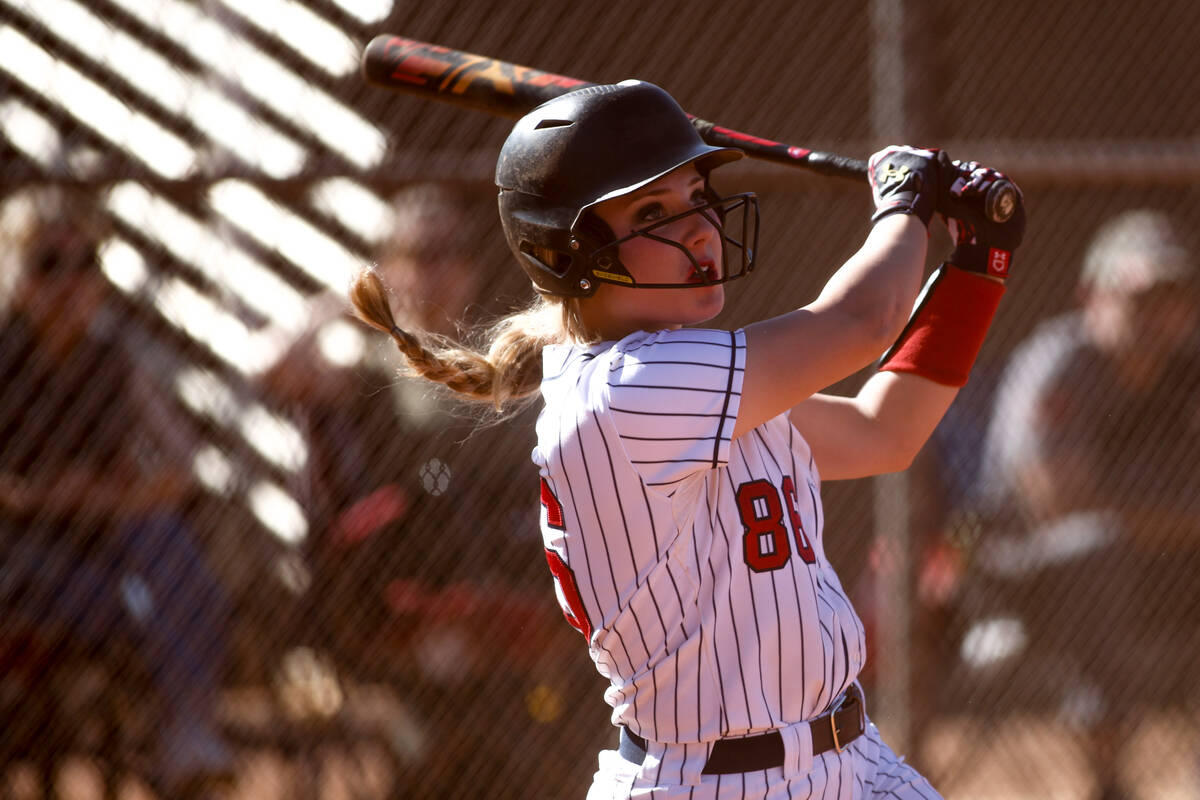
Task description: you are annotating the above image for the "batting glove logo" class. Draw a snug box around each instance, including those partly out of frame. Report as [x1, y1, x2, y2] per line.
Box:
[988, 248, 1011, 278]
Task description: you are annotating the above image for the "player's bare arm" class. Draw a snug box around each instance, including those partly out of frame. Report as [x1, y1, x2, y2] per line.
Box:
[790, 158, 1024, 479]
[733, 146, 949, 441]
[789, 372, 959, 480]
[734, 214, 927, 440]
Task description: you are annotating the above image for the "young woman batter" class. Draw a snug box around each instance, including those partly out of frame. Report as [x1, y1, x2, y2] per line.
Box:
[351, 80, 1023, 799]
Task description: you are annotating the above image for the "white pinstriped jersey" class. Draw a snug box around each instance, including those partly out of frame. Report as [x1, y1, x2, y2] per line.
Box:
[534, 327, 868, 751]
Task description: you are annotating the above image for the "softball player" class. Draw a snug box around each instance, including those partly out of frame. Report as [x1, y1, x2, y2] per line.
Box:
[351, 81, 1024, 799]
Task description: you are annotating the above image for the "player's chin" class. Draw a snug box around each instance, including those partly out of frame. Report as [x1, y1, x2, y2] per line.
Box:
[682, 283, 725, 323]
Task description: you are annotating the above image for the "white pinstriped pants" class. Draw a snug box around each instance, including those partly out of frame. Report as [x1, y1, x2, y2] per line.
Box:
[587, 720, 942, 800]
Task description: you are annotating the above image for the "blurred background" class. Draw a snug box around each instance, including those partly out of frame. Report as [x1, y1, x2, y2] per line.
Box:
[1, 1, 1198, 798]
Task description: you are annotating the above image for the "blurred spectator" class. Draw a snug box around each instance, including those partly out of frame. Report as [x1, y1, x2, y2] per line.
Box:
[262, 183, 543, 653]
[260, 183, 588, 797]
[964, 209, 1200, 798]
[0, 188, 235, 795]
[981, 209, 1200, 528]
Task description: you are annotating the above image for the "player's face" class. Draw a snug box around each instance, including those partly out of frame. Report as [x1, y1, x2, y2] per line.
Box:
[583, 165, 725, 337]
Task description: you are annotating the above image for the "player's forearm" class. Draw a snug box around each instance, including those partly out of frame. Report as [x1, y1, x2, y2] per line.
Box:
[791, 371, 958, 480]
[854, 370, 959, 472]
[808, 215, 928, 353]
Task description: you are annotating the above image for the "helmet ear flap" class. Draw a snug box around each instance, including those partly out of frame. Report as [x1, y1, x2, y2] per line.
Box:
[519, 241, 573, 278]
[574, 213, 636, 287]
[517, 242, 596, 296]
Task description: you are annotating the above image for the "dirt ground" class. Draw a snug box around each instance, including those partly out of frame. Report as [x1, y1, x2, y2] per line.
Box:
[6, 699, 1199, 799]
[922, 711, 1200, 800]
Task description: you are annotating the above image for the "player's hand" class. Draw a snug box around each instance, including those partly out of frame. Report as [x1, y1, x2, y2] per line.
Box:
[867, 145, 943, 228]
[939, 160, 1026, 280]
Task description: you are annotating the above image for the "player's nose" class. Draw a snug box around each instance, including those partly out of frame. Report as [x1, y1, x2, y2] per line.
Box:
[680, 206, 720, 249]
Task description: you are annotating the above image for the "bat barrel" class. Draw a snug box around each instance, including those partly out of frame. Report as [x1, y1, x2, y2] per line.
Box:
[362, 35, 589, 118]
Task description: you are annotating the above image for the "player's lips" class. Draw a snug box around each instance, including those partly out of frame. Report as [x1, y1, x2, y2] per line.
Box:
[687, 258, 719, 284]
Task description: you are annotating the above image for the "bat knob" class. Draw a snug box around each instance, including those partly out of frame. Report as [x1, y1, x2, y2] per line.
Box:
[985, 180, 1019, 224]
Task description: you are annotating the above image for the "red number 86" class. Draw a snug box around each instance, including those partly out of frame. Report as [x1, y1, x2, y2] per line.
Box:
[736, 477, 816, 572]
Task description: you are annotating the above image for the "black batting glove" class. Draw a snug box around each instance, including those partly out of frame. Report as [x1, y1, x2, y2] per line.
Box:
[868, 145, 942, 228]
[939, 160, 1026, 279]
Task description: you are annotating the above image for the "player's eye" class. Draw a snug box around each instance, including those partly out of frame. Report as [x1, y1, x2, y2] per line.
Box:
[634, 201, 667, 223]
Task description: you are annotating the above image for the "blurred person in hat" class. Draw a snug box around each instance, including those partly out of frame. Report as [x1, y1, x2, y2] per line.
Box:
[981, 209, 1200, 525]
[967, 209, 1200, 800]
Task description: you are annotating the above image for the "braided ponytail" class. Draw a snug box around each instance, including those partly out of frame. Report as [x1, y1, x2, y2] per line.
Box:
[350, 268, 585, 412]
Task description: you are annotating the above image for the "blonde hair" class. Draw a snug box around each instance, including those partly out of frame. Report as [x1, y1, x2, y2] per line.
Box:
[350, 268, 592, 412]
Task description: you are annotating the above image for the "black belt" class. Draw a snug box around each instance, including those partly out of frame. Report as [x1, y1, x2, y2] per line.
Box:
[618, 685, 866, 775]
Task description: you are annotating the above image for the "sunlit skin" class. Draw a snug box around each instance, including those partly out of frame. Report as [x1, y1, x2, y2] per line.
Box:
[576, 165, 725, 340]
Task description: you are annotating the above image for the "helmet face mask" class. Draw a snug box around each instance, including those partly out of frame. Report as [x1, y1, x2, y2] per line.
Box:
[495, 80, 760, 298]
[586, 191, 759, 291]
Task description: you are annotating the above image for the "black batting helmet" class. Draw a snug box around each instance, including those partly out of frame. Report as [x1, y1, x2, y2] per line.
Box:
[496, 80, 757, 297]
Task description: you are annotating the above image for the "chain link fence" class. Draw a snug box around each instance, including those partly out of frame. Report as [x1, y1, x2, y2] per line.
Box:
[1, 1, 1198, 798]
